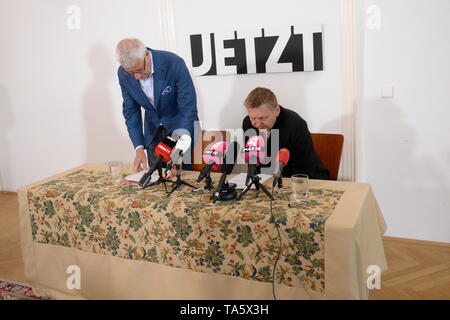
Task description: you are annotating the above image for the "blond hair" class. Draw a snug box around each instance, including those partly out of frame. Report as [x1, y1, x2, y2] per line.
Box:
[244, 87, 278, 109]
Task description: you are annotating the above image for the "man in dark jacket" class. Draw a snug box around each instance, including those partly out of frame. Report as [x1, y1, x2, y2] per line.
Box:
[242, 87, 329, 179]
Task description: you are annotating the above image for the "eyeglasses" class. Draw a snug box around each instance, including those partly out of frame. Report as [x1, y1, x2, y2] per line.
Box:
[128, 55, 146, 76]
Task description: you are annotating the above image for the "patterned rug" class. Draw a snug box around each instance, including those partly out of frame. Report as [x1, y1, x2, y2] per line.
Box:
[0, 279, 50, 300]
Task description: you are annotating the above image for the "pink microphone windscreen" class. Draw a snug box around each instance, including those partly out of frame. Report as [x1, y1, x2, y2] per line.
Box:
[243, 136, 265, 165]
[202, 141, 228, 171]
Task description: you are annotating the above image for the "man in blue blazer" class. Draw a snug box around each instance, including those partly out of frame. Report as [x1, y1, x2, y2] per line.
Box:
[116, 38, 199, 173]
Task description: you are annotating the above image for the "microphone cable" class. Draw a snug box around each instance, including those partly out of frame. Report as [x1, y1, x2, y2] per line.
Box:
[270, 185, 314, 300]
[270, 185, 282, 300]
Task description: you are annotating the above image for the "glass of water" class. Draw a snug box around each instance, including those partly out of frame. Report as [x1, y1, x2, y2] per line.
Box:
[107, 161, 123, 182]
[291, 174, 308, 202]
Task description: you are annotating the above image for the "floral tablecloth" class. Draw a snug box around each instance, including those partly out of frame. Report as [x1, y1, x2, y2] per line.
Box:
[26, 168, 343, 294]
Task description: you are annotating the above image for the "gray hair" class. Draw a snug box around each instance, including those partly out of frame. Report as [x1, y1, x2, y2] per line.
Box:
[116, 38, 147, 69]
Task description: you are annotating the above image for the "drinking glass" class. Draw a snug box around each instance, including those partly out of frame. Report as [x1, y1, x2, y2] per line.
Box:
[107, 161, 123, 182]
[291, 174, 308, 202]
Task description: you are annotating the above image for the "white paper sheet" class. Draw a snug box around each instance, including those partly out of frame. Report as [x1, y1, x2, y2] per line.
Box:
[124, 170, 159, 183]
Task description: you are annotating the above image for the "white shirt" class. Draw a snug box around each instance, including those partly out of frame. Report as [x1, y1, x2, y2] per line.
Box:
[139, 50, 155, 108]
[136, 50, 159, 151]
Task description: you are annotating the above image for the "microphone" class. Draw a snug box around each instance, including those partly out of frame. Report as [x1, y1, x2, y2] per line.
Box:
[197, 141, 228, 182]
[242, 135, 265, 165]
[170, 134, 192, 167]
[272, 148, 290, 188]
[166, 134, 198, 195]
[236, 135, 274, 201]
[214, 141, 240, 201]
[139, 136, 176, 188]
[242, 135, 265, 185]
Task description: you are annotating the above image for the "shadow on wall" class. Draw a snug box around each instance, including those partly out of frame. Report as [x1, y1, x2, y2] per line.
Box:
[221, 79, 255, 173]
[363, 97, 450, 240]
[189, 74, 206, 138]
[82, 43, 131, 165]
[0, 87, 13, 190]
[219, 81, 247, 132]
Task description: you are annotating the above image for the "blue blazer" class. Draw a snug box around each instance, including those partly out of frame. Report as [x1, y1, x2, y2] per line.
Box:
[117, 48, 199, 149]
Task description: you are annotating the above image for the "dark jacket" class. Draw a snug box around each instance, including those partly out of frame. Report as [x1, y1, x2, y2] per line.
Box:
[242, 106, 329, 179]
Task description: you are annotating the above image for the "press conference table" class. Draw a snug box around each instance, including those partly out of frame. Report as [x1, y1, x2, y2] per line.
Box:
[17, 164, 387, 300]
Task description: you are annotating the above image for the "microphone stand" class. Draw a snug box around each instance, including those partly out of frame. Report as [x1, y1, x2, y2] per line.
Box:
[204, 174, 214, 191]
[192, 171, 215, 198]
[211, 141, 240, 203]
[211, 172, 237, 203]
[167, 163, 198, 196]
[149, 164, 172, 192]
[139, 156, 163, 189]
[271, 174, 283, 197]
[236, 164, 274, 201]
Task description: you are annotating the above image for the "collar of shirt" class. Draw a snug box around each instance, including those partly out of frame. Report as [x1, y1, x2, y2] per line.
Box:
[143, 49, 155, 79]
[148, 49, 155, 77]
[139, 49, 156, 107]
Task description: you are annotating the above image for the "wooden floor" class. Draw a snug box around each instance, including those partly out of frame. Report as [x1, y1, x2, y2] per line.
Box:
[1, 191, 449, 300]
[369, 237, 450, 300]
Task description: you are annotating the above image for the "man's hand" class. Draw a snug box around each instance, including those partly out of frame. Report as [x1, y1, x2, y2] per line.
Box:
[133, 148, 148, 173]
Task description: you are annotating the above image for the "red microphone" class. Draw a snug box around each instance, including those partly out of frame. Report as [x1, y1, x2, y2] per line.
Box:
[139, 137, 176, 188]
[242, 135, 265, 165]
[154, 139, 175, 163]
[273, 148, 290, 188]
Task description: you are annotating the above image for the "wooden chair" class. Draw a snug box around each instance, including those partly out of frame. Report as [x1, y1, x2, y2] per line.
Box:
[191, 130, 228, 171]
[311, 133, 344, 180]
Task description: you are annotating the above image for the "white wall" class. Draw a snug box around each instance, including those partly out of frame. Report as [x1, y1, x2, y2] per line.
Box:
[1, 0, 346, 192]
[0, 0, 162, 191]
[1, 0, 448, 243]
[171, 0, 350, 178]
[172, 0, 344, 138]
[360, 0, 450, 242]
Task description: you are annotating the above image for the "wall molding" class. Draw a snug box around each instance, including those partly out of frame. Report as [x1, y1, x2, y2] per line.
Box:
[339, 0, 363, 181]
[0, 191, 16, 195]
[157, 0, 177, 53]
[383, 236, 450, 248]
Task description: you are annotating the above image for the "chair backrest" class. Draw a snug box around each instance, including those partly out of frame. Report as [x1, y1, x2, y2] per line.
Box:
[311, 133, 344, 180]
[191, 130, 228, 172]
